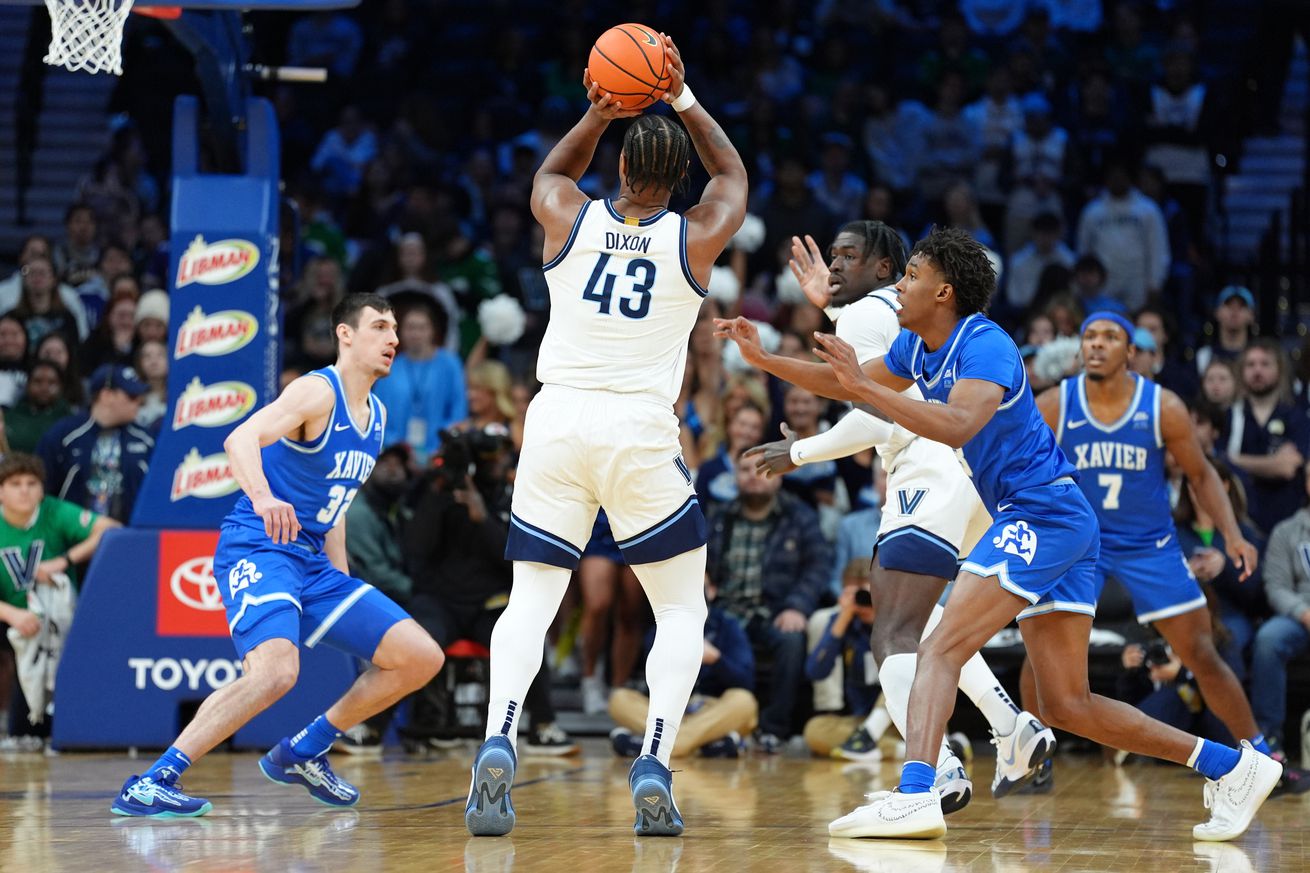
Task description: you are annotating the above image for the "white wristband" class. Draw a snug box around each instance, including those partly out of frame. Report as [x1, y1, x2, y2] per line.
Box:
[670, 84, 697, 113]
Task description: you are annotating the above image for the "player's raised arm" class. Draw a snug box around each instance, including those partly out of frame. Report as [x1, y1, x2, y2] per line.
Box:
[662, 34, 748, 275]
[530, 75, 641, 256]
[223, 375, 334, 544]
[1159, 389, 1259, 579]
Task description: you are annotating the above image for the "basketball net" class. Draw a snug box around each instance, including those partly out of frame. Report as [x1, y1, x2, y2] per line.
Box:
[42, 0, 137, 76]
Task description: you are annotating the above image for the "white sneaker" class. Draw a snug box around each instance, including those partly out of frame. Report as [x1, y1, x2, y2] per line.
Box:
[580, 675, 609, 716]
[935, 753, 972, 815]
[990, 710, 1055, 797]
[1193, 741, 1282, 842]
[828, 789, 947, 839]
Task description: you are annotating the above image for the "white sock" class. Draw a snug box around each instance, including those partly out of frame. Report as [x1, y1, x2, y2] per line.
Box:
[921, 603, 1020, 736]
[484, 561, 572, 752]
[861, 703, 892, 741]
[878, 652, 954, 769]
[628, 546, 708, 767]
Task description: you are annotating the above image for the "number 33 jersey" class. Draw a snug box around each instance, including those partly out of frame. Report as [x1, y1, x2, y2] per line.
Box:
[226, 365, 384, 551]
[535, 199, 709, 406]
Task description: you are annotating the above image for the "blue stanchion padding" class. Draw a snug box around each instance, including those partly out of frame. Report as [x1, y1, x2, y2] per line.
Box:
[53, 528, 355, 750]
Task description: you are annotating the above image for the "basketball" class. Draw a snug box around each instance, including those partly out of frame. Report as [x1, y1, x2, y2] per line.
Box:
[587, 23, 671, 110]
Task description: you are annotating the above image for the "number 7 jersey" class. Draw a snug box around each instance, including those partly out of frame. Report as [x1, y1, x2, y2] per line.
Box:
[535, 199, 709, 405]
[1055, 373, 1173, 550]
[225, 365, 385, 551]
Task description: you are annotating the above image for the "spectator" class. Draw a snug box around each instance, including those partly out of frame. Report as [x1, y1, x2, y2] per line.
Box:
[807, 133, 867, 224]
[1195, 286, 1256, 377]
[402, 433, 574, 755]
[52, 204, 99, 288]
[0, 452, 119, 733]
[1130, 327, 1160, 380]
[36, 364, 154, 522]
[1070, 253, 1125, 316]
[74, 242, 134, 330]
[371, 303, 466, 464]
[458, 361, 520, 451]
[1116, 639, 1234, 749]
[1143, 45, 1214, 239]
[284, 257, 344, 371]
[376, 232, 460, 352]
[7, 256, 85, 346]
[917, 70, 981, 203]
[679, 312, 728, 468]
[779, 384, 839, 513]
[706, 462, 832, 750]
[963, 66, 1023, 228]
[933, 181, 997, 252]
[1226, 339, 1308, 536]
[803, 580, 893, 760]
[134, 340, 168, 429]
[0, 236, 88, 333]
[0, 314, 28, 408]
[287, 10, 364, 79]
[79, 292, 137, 375]
[133, 290, 169, 347]
[1172, 458, 1267, 680]
[3, 362, 71, 455]
[35, 333, 86, 409]
[1135, 303, 1200, 402]
[755, 158, 836, 284]
[1076, 160, 1170, 311]
[344, 444, 415, 606]
[829, 461, 884, 599]
[1006, 212, 1075, 310]
[311, 106, 379, 202]
[1252, 463, 1310, 750]
[695, 402, 766, 511]
[609, 579, 757, 760]
[1004, 93, 1071, 253]
[1201, 358, 1240, 416]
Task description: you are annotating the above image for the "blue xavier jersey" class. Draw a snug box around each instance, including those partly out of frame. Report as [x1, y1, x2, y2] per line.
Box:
[225, 365, 385, 551]
[1057, 373, 1173, 550]
[883, 313, 1076, 510]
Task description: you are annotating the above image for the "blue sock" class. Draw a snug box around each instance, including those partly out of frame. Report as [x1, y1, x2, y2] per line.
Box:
[1190, 739, 1241, 781]
[145, 746, 192, 783]
[290, 714, 343, 759]
[1248, 734, 1271, 756]
[898, 760, 936, 794]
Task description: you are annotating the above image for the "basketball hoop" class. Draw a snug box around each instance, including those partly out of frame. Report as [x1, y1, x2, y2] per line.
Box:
[42, 0, 137, 76]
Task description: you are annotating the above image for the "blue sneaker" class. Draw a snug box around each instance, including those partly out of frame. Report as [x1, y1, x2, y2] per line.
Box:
[609, 727, 643, 758]
[258, 738, 359, 807]
[110, 772, 212, 817]
[465, 735, 517, 836]
[699, 732, 741, 759]
[629, 754, 683, 836]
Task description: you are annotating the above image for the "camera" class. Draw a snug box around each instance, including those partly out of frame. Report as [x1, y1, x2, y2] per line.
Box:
[1144, 641, 1171, 667]
[854, 588, 873, 608]
[429, 423, 512, 490]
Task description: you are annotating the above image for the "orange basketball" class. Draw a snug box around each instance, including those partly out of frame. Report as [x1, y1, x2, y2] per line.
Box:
[587, 23, 671, 111]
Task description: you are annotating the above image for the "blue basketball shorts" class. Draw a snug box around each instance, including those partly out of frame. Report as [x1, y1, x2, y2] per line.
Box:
[215, 522, 411, 661]
[959, 479, 1101, 621]
[581, 509, 626, 565]
[1096, 536, 1205, 624]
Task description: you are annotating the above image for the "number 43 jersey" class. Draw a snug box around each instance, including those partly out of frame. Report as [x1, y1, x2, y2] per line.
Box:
[536, 199, 709, 406]
[226, 365, 384, 551]
[1056, 372, 1173, 551]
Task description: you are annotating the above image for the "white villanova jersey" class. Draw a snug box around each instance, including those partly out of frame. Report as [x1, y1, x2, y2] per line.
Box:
[536, 199, 708, 406]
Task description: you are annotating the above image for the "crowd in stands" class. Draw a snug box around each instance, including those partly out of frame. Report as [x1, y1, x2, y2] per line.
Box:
[2, 0, 1310, 764]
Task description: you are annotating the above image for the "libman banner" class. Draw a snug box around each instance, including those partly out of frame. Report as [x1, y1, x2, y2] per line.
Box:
[131, 95, 283, 529]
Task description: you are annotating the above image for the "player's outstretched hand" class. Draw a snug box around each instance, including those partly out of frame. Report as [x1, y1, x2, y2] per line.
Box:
[813, 332, 872, 397]
[1228, 534, 1260, 582]
[789, 235, 833, 309]
[743, 423, 799, 477]
[659, 32, 686, 105]
[713, 317, 765, 364]
[583, 70, 642, 120]
[254, 494, 300, 544]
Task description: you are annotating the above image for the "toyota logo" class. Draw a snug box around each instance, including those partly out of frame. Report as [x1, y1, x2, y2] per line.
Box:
[169, 556, 223, 611]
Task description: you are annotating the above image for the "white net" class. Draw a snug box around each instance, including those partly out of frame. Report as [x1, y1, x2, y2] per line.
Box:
[43, 0, 136, 76]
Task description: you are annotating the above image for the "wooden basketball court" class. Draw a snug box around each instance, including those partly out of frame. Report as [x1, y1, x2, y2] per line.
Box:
[2, 742, 1304, 872]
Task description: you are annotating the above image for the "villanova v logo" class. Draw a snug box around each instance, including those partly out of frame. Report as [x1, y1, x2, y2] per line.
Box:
[0, 542, 44, 592]
[897, 489, 927, 516]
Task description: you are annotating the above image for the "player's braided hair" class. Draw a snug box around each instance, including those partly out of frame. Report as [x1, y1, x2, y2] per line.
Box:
[911, 226, 996, 317]
[837, 220, 908, 279]
[622, 115, 690, 196]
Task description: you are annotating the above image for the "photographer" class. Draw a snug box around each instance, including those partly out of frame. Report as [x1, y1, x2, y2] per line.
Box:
[1115, 640, 1231, 753]
[403, 423, 576, 755]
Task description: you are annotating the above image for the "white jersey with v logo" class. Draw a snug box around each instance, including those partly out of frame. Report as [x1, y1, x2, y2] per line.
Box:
[535, 199, 709, 407]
